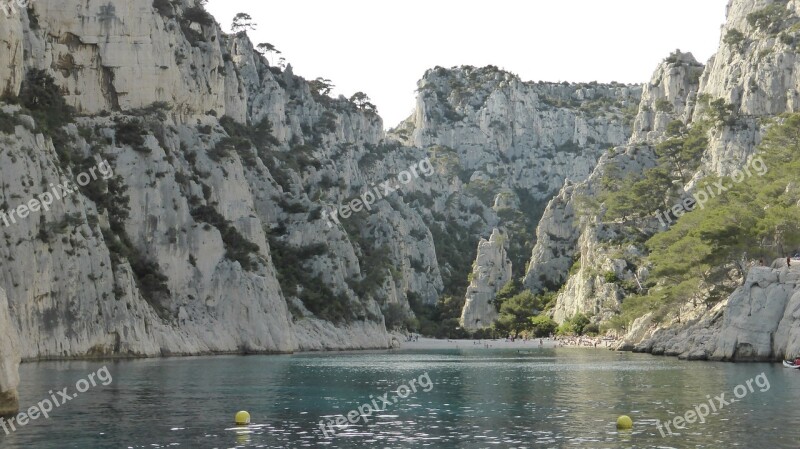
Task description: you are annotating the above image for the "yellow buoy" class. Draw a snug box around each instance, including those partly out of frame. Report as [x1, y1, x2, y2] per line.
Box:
[235, 410, 251, 426]
[616, 415, 633, 430]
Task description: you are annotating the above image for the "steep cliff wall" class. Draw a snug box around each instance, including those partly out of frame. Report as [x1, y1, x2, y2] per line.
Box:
[529, 0, 800, 362]
[0, 287, 20, 415]
[525, 52, 701, 321]
[460, 229, 512, 330]
[0, 0, 441, 413]
[390, 66, 641, 327]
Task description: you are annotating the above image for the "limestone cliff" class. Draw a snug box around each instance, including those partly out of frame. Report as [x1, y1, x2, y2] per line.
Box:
[390, 66, 641, 327]
[525, 52, 700, 321]
[0, 0, 433, 412]
[0, 287, 20, 415]
[460, 229, 512, 331]
[617, 263, 800, 361]
[529, 0, 800, 362]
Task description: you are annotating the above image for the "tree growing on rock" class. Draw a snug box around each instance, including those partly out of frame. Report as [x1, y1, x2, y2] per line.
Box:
[349, 92, 378, 114]
[231, 12, 256, 32]
[309, 77, 334, 98]
[256, 42, 281, 66]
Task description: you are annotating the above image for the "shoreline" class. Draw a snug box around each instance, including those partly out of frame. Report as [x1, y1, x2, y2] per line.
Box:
[16, 336, 618, 364]
[396, 337, 617, 350]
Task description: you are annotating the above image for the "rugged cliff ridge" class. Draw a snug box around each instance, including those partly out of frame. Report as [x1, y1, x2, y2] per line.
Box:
[390, 66, 642, 325]
[0, 0, 642, 414]
[525, 51, 702, 322]
[528, 0, 800, 362]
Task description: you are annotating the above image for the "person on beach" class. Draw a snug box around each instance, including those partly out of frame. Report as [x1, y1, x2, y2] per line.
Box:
[788, 257, 792, 267]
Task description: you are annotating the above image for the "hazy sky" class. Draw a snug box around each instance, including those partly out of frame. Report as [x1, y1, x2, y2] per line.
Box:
[206, 0, 729, 129]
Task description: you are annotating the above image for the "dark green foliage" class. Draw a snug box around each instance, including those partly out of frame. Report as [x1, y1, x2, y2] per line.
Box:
[495, 290, 538, 337]
[190, 205, 261, 271]
[268, 236, 353, 323]
[665, 119, 684, 137]
[114, 118, 148, 153]
[558, 313, 591, 335]
[498, 189, 549, 280]
[210, 136, 249, 162]
[103, 229, 172, 318]
[707, 98, 737, 125]
[428, 220, 480, 298]
[407, 293, 469, 339]
[273, 144, 321, 172]
[491, 278, 521, 312]
[340, 212, 392, 299]
[217, 116, 280, 166]
[315, 111, 337, 134]
[724, 29, 746, 50]
[382, 303, 408, 331]
[0, 110, 16, 134]
[27, 6, 39, 29]
[489, 280, 558, 337]
[655, 98, 674, 113]
[152, 0, 174, 17]
[18, 69, 74, 163]
[603, 271, 620, 284]
[37, 213, 84, 243]
[600, 122, 709, 221]
[610, 113, 800, 330]
[654, 122, 708, 182]
[530, 315, 558, 337]
[747, 1, 791, 35]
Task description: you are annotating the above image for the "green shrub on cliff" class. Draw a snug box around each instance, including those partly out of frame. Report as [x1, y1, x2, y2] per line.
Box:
[610, 114, 800, 330]
[747, 1, 792, 35]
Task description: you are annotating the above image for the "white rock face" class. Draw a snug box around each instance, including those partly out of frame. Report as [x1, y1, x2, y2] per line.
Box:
[460, 229, 512, 331]
[0, 0, 434, 371]
[524, 53, 700, 323]
[694, 0, 800, 176]
[23, 0, 228, 116]
[612, 1, 800, 356]
[620, 265, 800, 362]
[402, 67, 641, 202]
[0, 287, 20, 414]
[0, 10, 23, 97]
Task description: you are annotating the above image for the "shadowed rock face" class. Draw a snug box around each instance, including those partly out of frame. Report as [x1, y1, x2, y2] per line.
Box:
[0, 288, 20, 415]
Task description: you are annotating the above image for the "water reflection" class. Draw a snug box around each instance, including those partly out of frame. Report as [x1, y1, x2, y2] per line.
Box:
[0, 349, 797, 448]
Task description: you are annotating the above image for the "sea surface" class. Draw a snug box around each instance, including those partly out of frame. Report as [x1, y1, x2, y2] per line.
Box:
[1, 347, 798, 448]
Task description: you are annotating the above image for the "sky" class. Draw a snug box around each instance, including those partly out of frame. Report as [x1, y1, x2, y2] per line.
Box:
[206, 0, 729, 129]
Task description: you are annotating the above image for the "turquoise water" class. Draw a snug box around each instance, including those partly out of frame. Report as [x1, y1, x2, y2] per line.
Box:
[1, 348, 799, 448]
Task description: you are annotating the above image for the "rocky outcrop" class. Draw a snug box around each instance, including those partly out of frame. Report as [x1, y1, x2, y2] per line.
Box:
[397, 66, 641, 202]
[612, 0, 800, 354]
[0, 287, 20, 415]
[694, 0, 800, 177]
[0, 0, 444, 369]
[460, 229, 512, 331]
[0, 9, 23, 97]
[523, 51, 702, 324]
[617, 264, 800, 361]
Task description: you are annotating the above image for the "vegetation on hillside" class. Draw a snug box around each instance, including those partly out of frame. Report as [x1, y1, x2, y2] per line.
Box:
[606, 114, 800, 330]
